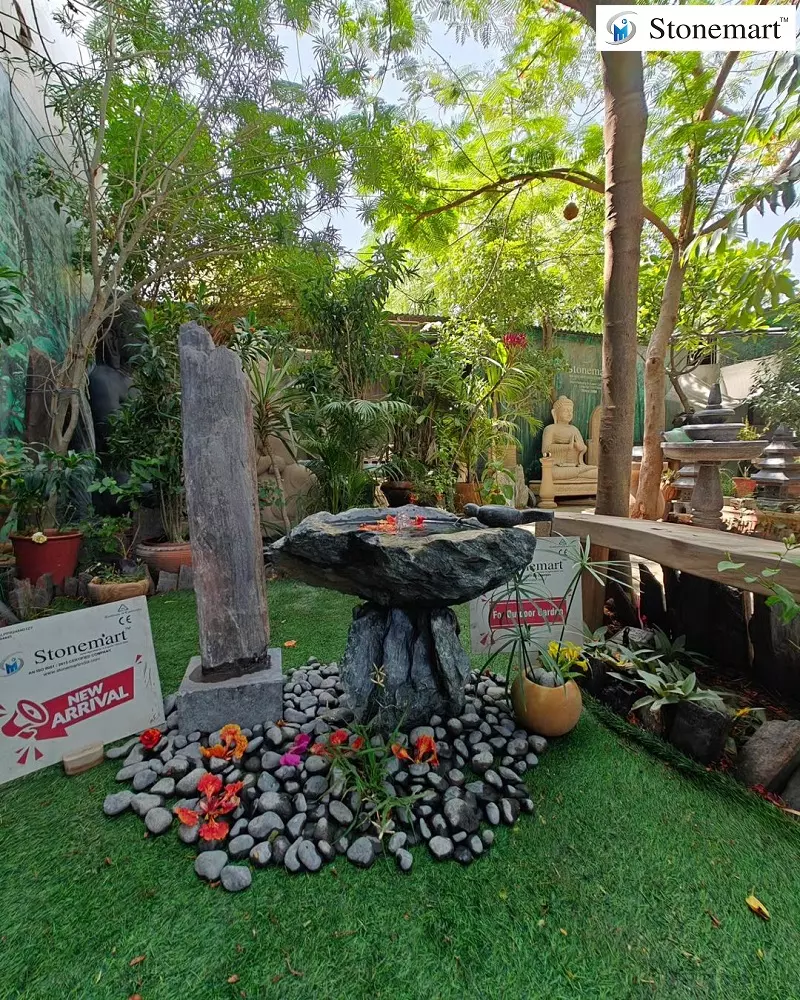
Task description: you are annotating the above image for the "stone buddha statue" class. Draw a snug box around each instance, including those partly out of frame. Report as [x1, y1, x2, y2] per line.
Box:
[542, 396, 598, 481]
[536, 395, 598, 509]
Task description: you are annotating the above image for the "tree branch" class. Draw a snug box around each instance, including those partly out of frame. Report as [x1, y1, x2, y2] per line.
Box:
[416, 167, 678, 247]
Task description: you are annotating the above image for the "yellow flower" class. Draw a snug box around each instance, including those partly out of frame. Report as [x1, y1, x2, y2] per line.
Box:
[31, 531, 48, 544]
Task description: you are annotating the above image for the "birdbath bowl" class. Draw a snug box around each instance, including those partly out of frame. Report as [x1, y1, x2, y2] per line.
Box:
[271, 504, 539, 729]
[662, 441, 767, 530]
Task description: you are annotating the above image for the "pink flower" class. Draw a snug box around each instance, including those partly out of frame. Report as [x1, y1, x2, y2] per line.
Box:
[292, 733, 312, 753]
[279, 752, 301, 767]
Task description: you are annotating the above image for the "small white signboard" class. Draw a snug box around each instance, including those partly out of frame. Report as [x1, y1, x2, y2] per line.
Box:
[0, 596, 164, 785]
[470, 536, 585, 656]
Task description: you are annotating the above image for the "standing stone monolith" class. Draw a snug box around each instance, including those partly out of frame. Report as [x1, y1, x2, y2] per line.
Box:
[175, 322, 282, 733]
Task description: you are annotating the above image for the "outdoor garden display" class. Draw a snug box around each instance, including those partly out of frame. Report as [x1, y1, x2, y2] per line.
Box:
[271, 504, 546, 729]
[103, 658, 546, 887]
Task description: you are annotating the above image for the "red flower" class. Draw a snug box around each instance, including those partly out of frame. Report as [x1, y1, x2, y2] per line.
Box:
[199, 819, 230, 841]
[391, 736, 439, 766]
[175, 776, 242, 842]
[391, 743, 412, 762]
[139, 728, 161, 750]
[351, 736, 365, 751]
[413, 516, 425, 528]
[197, 772, 223, 798]
[330, 729, 349, 746]
[502, 332, 527, 350]
[414, 734, 439, 767]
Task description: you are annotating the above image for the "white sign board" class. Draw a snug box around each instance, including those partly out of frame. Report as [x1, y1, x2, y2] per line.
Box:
[0, 596, 164, 784]
[470, 536, 585, 656]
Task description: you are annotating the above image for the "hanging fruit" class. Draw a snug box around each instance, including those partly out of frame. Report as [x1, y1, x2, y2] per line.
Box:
[563, 200, 579, 220]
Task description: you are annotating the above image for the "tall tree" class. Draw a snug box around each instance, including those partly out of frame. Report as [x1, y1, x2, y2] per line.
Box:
[14, 0, 401, 452]
[363, 0, 646, 515]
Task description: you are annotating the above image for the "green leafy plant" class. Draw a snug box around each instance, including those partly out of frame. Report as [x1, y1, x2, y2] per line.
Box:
[718, 538, 800, 625]
[608, 661, 725, 715]
[3, 448, 95, 533]
[309, 728, 425, 841]
[107, 304, 189, 542]
[0, 268, 27, 346]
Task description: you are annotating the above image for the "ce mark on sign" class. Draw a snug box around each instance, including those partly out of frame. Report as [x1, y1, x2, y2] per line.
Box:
[115, 604, 133, 627]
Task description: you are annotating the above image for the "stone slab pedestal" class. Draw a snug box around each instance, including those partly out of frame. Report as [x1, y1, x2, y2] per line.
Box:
[176, 651, 283, 734]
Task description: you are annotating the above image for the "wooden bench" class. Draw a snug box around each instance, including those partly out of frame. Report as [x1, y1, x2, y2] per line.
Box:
[524, 511, 800, 598]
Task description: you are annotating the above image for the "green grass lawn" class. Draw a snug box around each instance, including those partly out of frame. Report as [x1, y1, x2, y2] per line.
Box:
[2, 583, 800, 1000]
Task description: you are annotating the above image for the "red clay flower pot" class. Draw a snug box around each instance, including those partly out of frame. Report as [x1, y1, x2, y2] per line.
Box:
[135, 538, 192, 575]
[10, 529, 83, 588]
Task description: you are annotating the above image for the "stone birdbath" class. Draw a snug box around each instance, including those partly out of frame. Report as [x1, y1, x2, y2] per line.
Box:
[662, 384, 767, 531]
[270, 504, 540, 730]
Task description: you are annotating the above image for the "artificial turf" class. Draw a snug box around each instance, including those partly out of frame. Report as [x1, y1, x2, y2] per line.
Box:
[1, 583, 800, 1000]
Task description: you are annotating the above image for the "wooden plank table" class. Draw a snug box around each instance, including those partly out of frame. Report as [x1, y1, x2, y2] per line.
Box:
[527, 511, 800, 598]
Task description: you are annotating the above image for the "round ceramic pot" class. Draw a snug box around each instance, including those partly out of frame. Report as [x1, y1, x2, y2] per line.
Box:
[510, 675, 583, 737]
[135, 539, 192, 575]
[10, 529, 83, 588]
[382, 481, 414, 508]
[87, 575, 151, 605]
[454, 482, 481, 513]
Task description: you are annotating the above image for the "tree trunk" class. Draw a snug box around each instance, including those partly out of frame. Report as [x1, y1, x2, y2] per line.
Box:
[596, 49, 648, 517]
[48, 301, 106, 454]
[633, 248, 684, 518]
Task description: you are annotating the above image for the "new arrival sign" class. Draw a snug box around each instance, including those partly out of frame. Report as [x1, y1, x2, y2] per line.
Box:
[0, 596, 164, 784]
[470, 536, 585, 656]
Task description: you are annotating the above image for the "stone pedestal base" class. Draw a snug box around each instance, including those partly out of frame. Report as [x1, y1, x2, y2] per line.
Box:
[176, 652, 283, 734]
[341, 603, 470, 732]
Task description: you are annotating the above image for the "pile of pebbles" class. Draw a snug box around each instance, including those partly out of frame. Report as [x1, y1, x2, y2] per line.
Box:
[103, 659, 547, 891]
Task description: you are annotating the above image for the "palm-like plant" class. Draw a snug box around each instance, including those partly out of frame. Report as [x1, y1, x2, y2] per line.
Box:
[247, 357, 307, 533]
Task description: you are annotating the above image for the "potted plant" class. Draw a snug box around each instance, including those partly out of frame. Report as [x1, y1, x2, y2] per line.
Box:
[0, 437, 26, 535]
[5, 448, 95, 586]
[607, 660, 726, 739]
[106, 305, 191, 573]
[733, 421, 762, 497]
[80, 514, 151, 604]
[486, 540, 624, 736]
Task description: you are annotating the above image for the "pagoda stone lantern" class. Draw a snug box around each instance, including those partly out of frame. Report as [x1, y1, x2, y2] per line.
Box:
[662, 384, 767, 530]
[752, 424, 800, 501]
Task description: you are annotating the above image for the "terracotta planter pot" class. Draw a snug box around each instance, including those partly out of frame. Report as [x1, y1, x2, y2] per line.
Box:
[135, 539, 192, 575]
[454, 482, 482, 513]
[10, 529, 83, 588]
[510, 675, 582, 737]
[733, 477, 756, 498]
[87, 574, 151, 605]
[382, 480, 414, 508]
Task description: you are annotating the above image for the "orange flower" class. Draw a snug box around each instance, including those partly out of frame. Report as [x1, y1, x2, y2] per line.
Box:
[174, 806, 200, 827]
[414, 734, 439, 767]
[201, 723, 247, 761]
[391, 743, 412, 762]
[351, 736, 365, 751]
[330, 729, 349, 746]
[310, 742, 328, 756]
[139, 728, 161, 750]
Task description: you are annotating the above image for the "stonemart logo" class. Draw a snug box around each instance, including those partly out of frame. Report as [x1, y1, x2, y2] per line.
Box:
[597, 4, 796, 52]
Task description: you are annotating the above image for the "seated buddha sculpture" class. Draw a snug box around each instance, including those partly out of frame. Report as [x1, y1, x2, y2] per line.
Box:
[537, 395, 598, 508]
